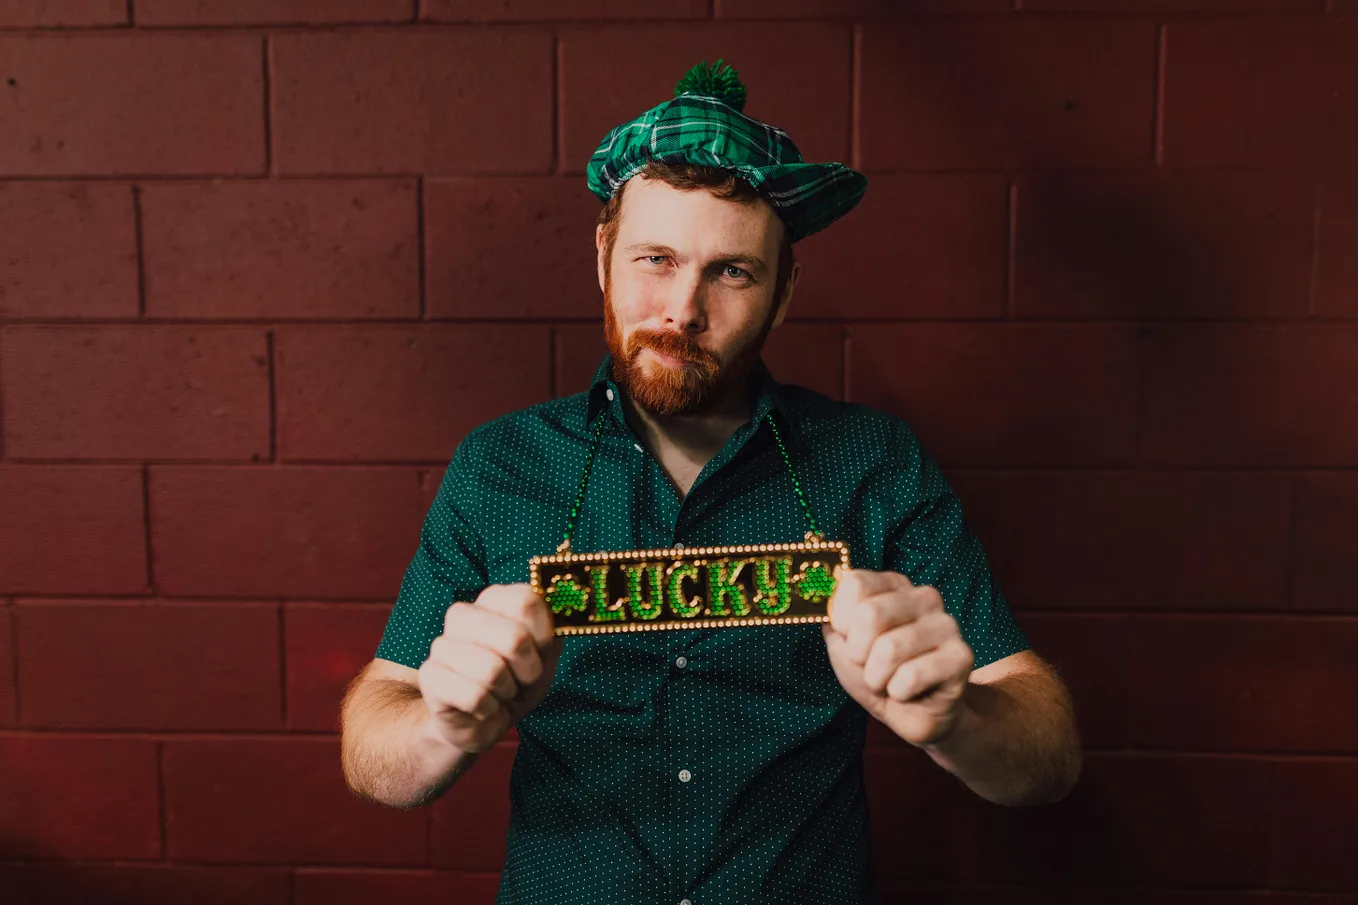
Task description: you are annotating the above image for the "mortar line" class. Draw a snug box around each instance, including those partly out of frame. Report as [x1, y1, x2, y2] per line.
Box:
[1307, 182, 1322, 317]
[262, 36, 274, 177]
[142, 465, 156, 594]
[417, 178, 428, 320]
[133, 185, 147, 318]
[1153, 23, 1167, 166]
[267, 330, 278, 461]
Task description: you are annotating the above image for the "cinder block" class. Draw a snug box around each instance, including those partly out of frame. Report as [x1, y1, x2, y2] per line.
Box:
[163, 737, 427, 864]
[1128, 616, 1358, 752]
[15, 600, 282, 730]
[1293, 473, 1358, 614]
[0, 735, 160, 859]
[149, 465, 437, 599]
[135, 0, 412, 25]
[987, 471, 1290, 612]
[272, 30, 553, 175]
[425, 178, 600, 319]
[0, 465, 148, 595]
[0, 34, 265, 175]
[0, 182, 138, 319]
[141, 180, 420, 321]
[424, 0, 705, 19]
[0, 0, 126, 27]
[1140, 324, 1358, 467]
[285, 602, 394, 731]
[1014, 172, 1314, 319]
[849, 324, 1139, 468]
[793, 174, 1008, 320]
[1, 326, 271, 461]
[274, 325, 551, 462]
[1164, 19, 1358, 169]
[861, 20, 1157, 170]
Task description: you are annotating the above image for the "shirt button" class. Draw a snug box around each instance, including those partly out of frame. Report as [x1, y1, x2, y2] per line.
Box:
[678, 769, 692, 783]
[680, 899, 693, 905]
[674, 542, 684, 551]
[606, 388, 615, 401]
[675, 656, 688, 669]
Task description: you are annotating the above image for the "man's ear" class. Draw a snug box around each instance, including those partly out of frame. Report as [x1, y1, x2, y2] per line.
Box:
[770, 259, 800, 331]
[596, 223, 607, 294]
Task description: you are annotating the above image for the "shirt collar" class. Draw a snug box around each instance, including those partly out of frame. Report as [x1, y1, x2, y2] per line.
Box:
[585, 353, 791, 434]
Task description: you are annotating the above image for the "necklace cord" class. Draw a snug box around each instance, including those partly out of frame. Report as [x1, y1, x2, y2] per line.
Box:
[557, 408, 823, 553]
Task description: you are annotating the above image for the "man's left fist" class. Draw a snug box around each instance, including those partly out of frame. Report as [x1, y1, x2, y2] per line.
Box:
[823, 568, 975, 747]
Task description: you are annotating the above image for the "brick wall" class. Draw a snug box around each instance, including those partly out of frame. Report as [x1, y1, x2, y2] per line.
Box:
[1, 1, 1355, 903]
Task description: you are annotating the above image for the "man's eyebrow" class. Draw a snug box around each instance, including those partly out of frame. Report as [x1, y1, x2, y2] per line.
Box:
[622, 243, 769, 275]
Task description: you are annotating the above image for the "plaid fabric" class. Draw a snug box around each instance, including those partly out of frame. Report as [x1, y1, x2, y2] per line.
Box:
[587, 93, 867, 242]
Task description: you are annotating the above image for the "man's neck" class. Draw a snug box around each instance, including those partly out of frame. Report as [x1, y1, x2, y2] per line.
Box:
[620, 379, 754, 500]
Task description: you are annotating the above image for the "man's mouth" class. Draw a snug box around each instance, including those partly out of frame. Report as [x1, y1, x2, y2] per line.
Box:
[645, 347, 696, 368]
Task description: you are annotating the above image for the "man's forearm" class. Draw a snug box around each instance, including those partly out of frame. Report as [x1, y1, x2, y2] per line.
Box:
[340, 677, 479, 809]
[920, 669, 1082, 807]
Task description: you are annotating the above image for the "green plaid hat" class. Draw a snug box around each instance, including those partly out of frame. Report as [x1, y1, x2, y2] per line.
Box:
[586, 60, 867, 243]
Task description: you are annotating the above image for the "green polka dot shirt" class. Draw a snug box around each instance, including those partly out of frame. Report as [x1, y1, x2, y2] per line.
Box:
[376, 354, 1030, 905]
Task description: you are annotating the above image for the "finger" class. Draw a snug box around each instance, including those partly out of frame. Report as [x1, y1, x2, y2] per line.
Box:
[475, 584, 556, 648]
[826, 568, 912, 635]
[419, 659, 504, 721]
[443, 604, 545, 689]
[430, 636, 519, 707]
[434, 705, 513, 755]
[860, 609, 964, 691]
[843, 585, 942, 666]
[885, 641, 974, 703]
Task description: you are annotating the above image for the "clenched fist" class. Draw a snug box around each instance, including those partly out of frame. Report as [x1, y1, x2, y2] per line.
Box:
[417, 584, 563, 754]
[823, 568, 974, 747]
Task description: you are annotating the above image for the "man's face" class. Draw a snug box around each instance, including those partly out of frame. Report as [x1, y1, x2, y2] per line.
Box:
[597, 176, 796, 417]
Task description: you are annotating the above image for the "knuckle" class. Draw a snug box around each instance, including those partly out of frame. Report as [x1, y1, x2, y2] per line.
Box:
[443, 600, 473, 632]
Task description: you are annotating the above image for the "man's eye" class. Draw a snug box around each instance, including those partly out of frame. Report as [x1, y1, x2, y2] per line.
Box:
[646, 255, 668, 266]
[724, 265, 750, 279]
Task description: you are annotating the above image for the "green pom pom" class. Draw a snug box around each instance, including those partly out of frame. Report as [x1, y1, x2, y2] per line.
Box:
[674, 58, 747, 112]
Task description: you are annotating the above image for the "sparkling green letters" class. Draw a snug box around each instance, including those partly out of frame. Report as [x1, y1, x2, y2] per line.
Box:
[584, 564, 623, 622]
[752, 556, 792, 616]
[619, 562, 664, 620]
[666, 561, 702, 618]
[706, 558, 752, 617]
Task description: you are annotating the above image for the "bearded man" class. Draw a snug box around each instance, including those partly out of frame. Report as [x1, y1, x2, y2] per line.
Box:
[341, 61, 1081, 905]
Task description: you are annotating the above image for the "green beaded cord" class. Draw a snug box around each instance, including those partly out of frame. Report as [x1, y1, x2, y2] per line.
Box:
[764, 412, 823, 540]
[558, 412, 608, 553]
[557, 407, 825, 553]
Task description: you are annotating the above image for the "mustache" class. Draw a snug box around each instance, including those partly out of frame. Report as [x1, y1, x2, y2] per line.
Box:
[628, 329, 719, 367]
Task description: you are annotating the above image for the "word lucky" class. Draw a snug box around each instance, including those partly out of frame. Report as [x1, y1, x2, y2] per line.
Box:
[534, 543, 848, 634]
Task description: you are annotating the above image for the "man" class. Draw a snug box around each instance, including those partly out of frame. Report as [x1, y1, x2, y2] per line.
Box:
[341, 61, 1081, 905]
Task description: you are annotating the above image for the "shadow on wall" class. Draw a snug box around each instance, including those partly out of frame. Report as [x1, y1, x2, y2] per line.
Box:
[856, 12, 1308, 900]
[0, 825, 290, 905]
[852, 20, 1308, 473]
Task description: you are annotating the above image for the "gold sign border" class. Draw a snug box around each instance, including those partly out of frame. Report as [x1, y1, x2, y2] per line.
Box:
[531, 538, 851, 636]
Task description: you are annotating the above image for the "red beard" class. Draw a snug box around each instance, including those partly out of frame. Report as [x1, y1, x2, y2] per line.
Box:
[603, 279, 773, 417]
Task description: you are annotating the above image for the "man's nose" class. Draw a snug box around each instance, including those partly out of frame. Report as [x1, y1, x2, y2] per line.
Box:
[660, 269, 706, 332]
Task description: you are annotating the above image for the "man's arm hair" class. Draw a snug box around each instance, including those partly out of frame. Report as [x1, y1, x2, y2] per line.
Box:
[340, 658, 479, 809]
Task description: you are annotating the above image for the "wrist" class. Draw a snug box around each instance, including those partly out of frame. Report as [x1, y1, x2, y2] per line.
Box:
[412, 710, 476, 769]
[920, 683, 979, 754]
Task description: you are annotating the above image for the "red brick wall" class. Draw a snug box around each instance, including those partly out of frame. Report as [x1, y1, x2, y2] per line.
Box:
[1, 1, 1355, 903]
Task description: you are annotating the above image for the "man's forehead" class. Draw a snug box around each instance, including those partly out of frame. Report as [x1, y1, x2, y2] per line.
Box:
[615, 176, 782, 252]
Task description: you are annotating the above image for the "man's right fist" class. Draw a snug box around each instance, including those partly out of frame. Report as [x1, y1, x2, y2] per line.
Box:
[417, 584, 563, 754]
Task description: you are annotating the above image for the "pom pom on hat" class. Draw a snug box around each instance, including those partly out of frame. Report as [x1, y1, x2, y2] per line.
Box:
[674, 58, 747, 112]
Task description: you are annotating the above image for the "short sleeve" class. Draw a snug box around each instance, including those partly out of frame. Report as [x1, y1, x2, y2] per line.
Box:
[375, 435, 490, 669]
[882, 423, 1028, 670]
